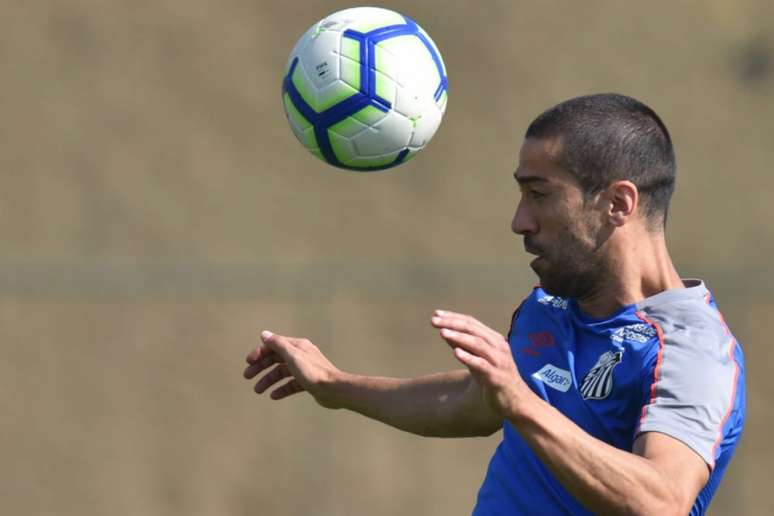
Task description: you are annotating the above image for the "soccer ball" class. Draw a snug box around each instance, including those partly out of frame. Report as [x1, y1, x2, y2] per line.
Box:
[281, 7, 448, 171]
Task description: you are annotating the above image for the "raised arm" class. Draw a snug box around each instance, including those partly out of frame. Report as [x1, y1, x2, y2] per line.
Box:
[243, 331, 503, 438]
[431, 310, 709, 515]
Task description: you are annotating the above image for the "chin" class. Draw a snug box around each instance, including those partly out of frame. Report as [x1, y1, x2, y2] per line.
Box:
[530, 265, 553, 292]
[534, 273, 563, 297]
[534, 267, 576, 298]
[538, 281, 569, 298]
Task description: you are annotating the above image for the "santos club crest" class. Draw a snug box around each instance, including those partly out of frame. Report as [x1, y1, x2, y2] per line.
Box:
[580, 351, 623, 400]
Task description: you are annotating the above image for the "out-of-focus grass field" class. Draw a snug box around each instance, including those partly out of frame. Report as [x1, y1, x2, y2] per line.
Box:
[1, 1, 773, 514]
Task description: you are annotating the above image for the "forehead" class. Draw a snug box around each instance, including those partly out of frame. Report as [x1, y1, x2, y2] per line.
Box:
[514, 137, 577, 186]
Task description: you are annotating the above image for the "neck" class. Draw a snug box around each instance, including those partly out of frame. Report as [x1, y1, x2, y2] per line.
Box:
[576, 227, 683, 318]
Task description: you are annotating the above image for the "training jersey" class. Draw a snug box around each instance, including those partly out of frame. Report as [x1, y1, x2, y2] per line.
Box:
[472, 280, 745, 515]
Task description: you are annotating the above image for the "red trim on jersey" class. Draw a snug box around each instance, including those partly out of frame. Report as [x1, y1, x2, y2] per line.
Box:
[711, 337, 740, 461]
[638, 300, 738, 470]
[705, 290, 738, 460]
[704, 287, 739, 459]
[704, 293, 732, 336]
[635, 311, 666, 430]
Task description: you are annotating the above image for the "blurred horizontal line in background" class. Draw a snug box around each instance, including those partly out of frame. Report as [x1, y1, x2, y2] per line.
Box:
[0, 262, 760, 301]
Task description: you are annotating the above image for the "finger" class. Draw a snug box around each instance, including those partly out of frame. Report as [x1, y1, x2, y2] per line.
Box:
[254, 364, 292, 394]
[246, 343, 273, 364]
[453, 346, 493, 375]
[258, 331, 298, 362]
[439, 328, 496, 364]
[246, 330, 284, 363]
[244, 352, 281, 379]
[283, 337, 309, 349]
[270, 379, 306, 400]
[431, 311, 503, 343]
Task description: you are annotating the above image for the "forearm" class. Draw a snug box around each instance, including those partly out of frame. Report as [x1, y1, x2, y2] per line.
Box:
[328, 369, 500, 438]
[509, 394, 684, 515]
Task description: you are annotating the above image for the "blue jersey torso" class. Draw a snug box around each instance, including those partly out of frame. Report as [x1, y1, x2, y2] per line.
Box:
[472, 285, 745, 515]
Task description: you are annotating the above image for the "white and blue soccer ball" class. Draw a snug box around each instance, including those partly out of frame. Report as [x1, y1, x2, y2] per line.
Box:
[281, 7, 448, 171]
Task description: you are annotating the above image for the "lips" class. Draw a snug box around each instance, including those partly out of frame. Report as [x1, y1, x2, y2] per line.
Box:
[523, 239, 543, 258]
[524, 239, 546, 269]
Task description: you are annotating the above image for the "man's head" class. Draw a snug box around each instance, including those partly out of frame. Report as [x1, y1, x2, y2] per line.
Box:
[512, 94, 677, 299]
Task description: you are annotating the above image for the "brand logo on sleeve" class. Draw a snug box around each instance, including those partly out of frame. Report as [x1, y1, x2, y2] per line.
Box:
[580, 351, 623, 400]
[532, 364, 573, 392]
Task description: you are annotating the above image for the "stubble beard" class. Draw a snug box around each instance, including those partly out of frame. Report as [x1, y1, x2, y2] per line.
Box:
[529, 224, 608, 300]
[534, 250, 605, 300]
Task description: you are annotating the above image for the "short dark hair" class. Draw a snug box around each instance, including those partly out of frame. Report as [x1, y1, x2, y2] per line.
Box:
[525, 93, 676, 227]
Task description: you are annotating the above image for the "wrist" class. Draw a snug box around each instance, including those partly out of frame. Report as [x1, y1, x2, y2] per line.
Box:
[503, 383, 541, 423]
[317, 369, 358, 410]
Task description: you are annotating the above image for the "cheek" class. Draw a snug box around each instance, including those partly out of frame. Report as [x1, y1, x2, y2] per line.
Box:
[552, 214, 597, 253]
[570, 219, 604, 253]
[549, 208, 579, 238]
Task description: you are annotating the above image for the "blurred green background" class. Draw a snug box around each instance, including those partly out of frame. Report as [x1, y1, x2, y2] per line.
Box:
[2, 1, 772, 514]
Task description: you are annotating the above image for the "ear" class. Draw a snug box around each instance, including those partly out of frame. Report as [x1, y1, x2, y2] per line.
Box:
[606, 180, 638, 227]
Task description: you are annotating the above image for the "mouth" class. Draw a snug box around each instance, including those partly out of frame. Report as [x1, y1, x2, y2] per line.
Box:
[523, 241, 546, 269]
[523, 241, 543, 258]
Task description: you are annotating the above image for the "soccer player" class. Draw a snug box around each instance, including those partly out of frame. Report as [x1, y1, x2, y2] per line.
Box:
[244, 94, 745, 515]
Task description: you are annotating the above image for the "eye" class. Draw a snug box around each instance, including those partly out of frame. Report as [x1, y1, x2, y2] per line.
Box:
[524, 189, 547, 199]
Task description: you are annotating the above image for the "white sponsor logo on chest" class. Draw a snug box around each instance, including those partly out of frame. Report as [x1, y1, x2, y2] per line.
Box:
[610, 323, 656, 344]
[532, 364, 573, 392]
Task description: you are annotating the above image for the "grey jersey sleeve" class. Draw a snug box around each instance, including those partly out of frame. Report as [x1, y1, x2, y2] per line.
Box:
[635, 297, 740, 468]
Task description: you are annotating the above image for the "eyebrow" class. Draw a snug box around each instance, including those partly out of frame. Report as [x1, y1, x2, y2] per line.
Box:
[513, 172, 550, 185]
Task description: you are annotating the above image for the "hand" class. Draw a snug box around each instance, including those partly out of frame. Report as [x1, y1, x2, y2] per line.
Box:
[430, 310, 528, 417]
[243, 331, 344, 408]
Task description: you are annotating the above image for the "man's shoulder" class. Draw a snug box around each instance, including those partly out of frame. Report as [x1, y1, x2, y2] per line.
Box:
[635, 284, 745, 471]
[635, 282, 740, 361]
[515, 287, 571, 315]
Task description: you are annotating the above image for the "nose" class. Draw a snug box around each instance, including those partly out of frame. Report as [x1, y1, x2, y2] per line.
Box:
[511, 200, 537, 235]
